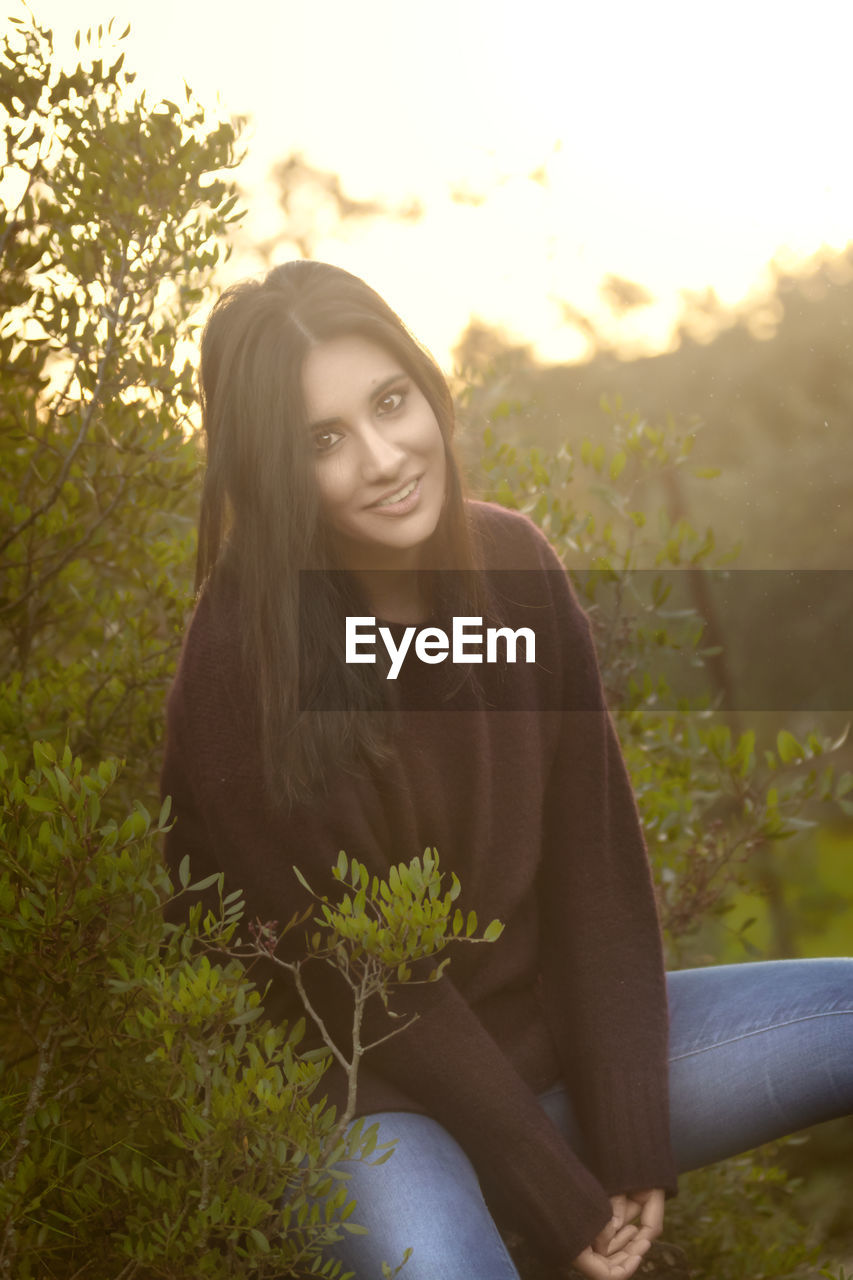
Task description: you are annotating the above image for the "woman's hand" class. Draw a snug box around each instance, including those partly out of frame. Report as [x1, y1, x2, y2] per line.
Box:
[569, 1188, 666, 1279]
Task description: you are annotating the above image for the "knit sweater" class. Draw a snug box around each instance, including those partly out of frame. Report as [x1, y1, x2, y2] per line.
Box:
[160, 500, 677, 1267]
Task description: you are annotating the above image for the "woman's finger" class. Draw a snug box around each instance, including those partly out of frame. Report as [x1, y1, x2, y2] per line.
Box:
[593, 1218, 617, 1254]
[635, 1187, 666, 1239]
[606, 1223, 643, 1255]
[591, 1218, 612, 1249]
[593, 1195, 627, 1254]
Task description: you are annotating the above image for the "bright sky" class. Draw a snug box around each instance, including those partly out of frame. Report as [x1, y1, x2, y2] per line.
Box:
[5, 0, 853, 366]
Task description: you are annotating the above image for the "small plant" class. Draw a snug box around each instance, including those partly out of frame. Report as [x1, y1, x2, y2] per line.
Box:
[243, 848, 503, 1137]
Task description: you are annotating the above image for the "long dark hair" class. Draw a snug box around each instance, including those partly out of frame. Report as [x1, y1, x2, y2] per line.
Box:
[195, 260, 480, 804]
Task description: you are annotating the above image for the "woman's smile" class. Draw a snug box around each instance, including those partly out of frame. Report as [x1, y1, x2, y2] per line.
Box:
[370, 476, 422, 511]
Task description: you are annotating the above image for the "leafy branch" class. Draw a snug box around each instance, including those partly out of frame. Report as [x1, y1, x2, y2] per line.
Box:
[226, 848, 503, 1160]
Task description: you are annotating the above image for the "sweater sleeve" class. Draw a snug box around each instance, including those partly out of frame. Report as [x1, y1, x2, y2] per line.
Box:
[533, 537, 677, 1196]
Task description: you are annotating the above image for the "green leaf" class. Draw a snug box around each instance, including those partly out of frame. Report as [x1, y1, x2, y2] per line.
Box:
[777, 730, 802, 764]
[230, 1006, 263, 1026]
[248, 1227, 270, 1252]
[362, 1124, 378, 1157]
[483, 919, 504, 943]
[836, 772, 853, 799]
[118, 809, 147, 841]
[287, 1017, 306, 1046]
[23, 794, 55, 813]
[610, 450, 627, 480]
[188, 873, 220, 893]
[293, 866, 312, 893]
[32, 741, 56, 769]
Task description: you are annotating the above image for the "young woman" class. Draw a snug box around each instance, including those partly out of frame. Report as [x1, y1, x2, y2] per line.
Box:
[161, 260, 853, 1280]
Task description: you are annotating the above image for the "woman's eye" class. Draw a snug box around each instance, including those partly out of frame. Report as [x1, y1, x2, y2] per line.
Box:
[376, 388, 405, 415]
[312, 428, 341, 454]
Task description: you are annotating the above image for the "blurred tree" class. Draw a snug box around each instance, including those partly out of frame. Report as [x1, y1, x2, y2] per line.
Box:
[599, 273, 654, 317]
[486, 244, 853, 569]
[252, 151, 423, 261]
[470, 395, 852, 966]
[454, 245, 853, 802]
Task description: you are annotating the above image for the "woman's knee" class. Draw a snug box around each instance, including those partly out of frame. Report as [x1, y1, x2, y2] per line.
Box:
[323, 1112, 520, 1280]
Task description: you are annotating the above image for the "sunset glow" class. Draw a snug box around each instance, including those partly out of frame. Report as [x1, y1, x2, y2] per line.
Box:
[6, 0, 853, 367]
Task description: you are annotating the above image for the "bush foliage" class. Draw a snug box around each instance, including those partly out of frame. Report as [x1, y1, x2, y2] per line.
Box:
[0, 9, 241, 808]
[1, 741, 500, 1277]
[473, 401, 853, 967]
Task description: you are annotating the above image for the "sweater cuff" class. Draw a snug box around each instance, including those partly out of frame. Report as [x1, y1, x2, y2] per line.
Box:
[573, 1061, 678, 1196]
[366, 980, 617, 1264]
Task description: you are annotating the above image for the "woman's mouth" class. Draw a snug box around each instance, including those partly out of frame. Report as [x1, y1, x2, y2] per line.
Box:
[371, 477, 421, 513]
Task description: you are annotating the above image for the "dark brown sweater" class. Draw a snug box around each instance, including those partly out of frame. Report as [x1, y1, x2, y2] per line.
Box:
[161, 501, 676, 1266]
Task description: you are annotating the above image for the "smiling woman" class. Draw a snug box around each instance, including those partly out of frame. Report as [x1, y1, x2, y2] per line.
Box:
[161, 260, 853, 1280]
[190, 260, 481, 800]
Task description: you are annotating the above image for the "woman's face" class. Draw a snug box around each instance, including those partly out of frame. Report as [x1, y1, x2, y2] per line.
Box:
[301, 334, 447, 571]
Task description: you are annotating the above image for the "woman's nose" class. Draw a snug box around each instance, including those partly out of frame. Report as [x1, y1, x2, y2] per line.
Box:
[357, 422, 405, 479]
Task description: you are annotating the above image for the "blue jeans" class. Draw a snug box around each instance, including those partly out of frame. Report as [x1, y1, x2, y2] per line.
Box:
[323, 958, 853, 1280]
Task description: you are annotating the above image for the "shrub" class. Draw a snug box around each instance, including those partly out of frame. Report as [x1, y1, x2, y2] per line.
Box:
[0, 11, 242, 808]
[0, 743, 498, 1278]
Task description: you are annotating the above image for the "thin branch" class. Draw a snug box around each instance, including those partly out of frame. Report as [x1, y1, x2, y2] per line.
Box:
[286, 962, 349, 1078]
[0, 481, 128, 619]
[360, 1014, 419, 1055]
[0, 1031, 57, 1270]
[111, 1261, 141, 1280]
[343, 971, 368, 1124]
[197, 1062, 213, 1214]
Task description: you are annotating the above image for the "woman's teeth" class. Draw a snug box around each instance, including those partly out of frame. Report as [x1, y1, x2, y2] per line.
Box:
[376, 479, 417, 507]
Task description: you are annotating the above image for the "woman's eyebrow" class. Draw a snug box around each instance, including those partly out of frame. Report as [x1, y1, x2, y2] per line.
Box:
[370, 371, 408, 399]
[307, 372, 408, 431]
